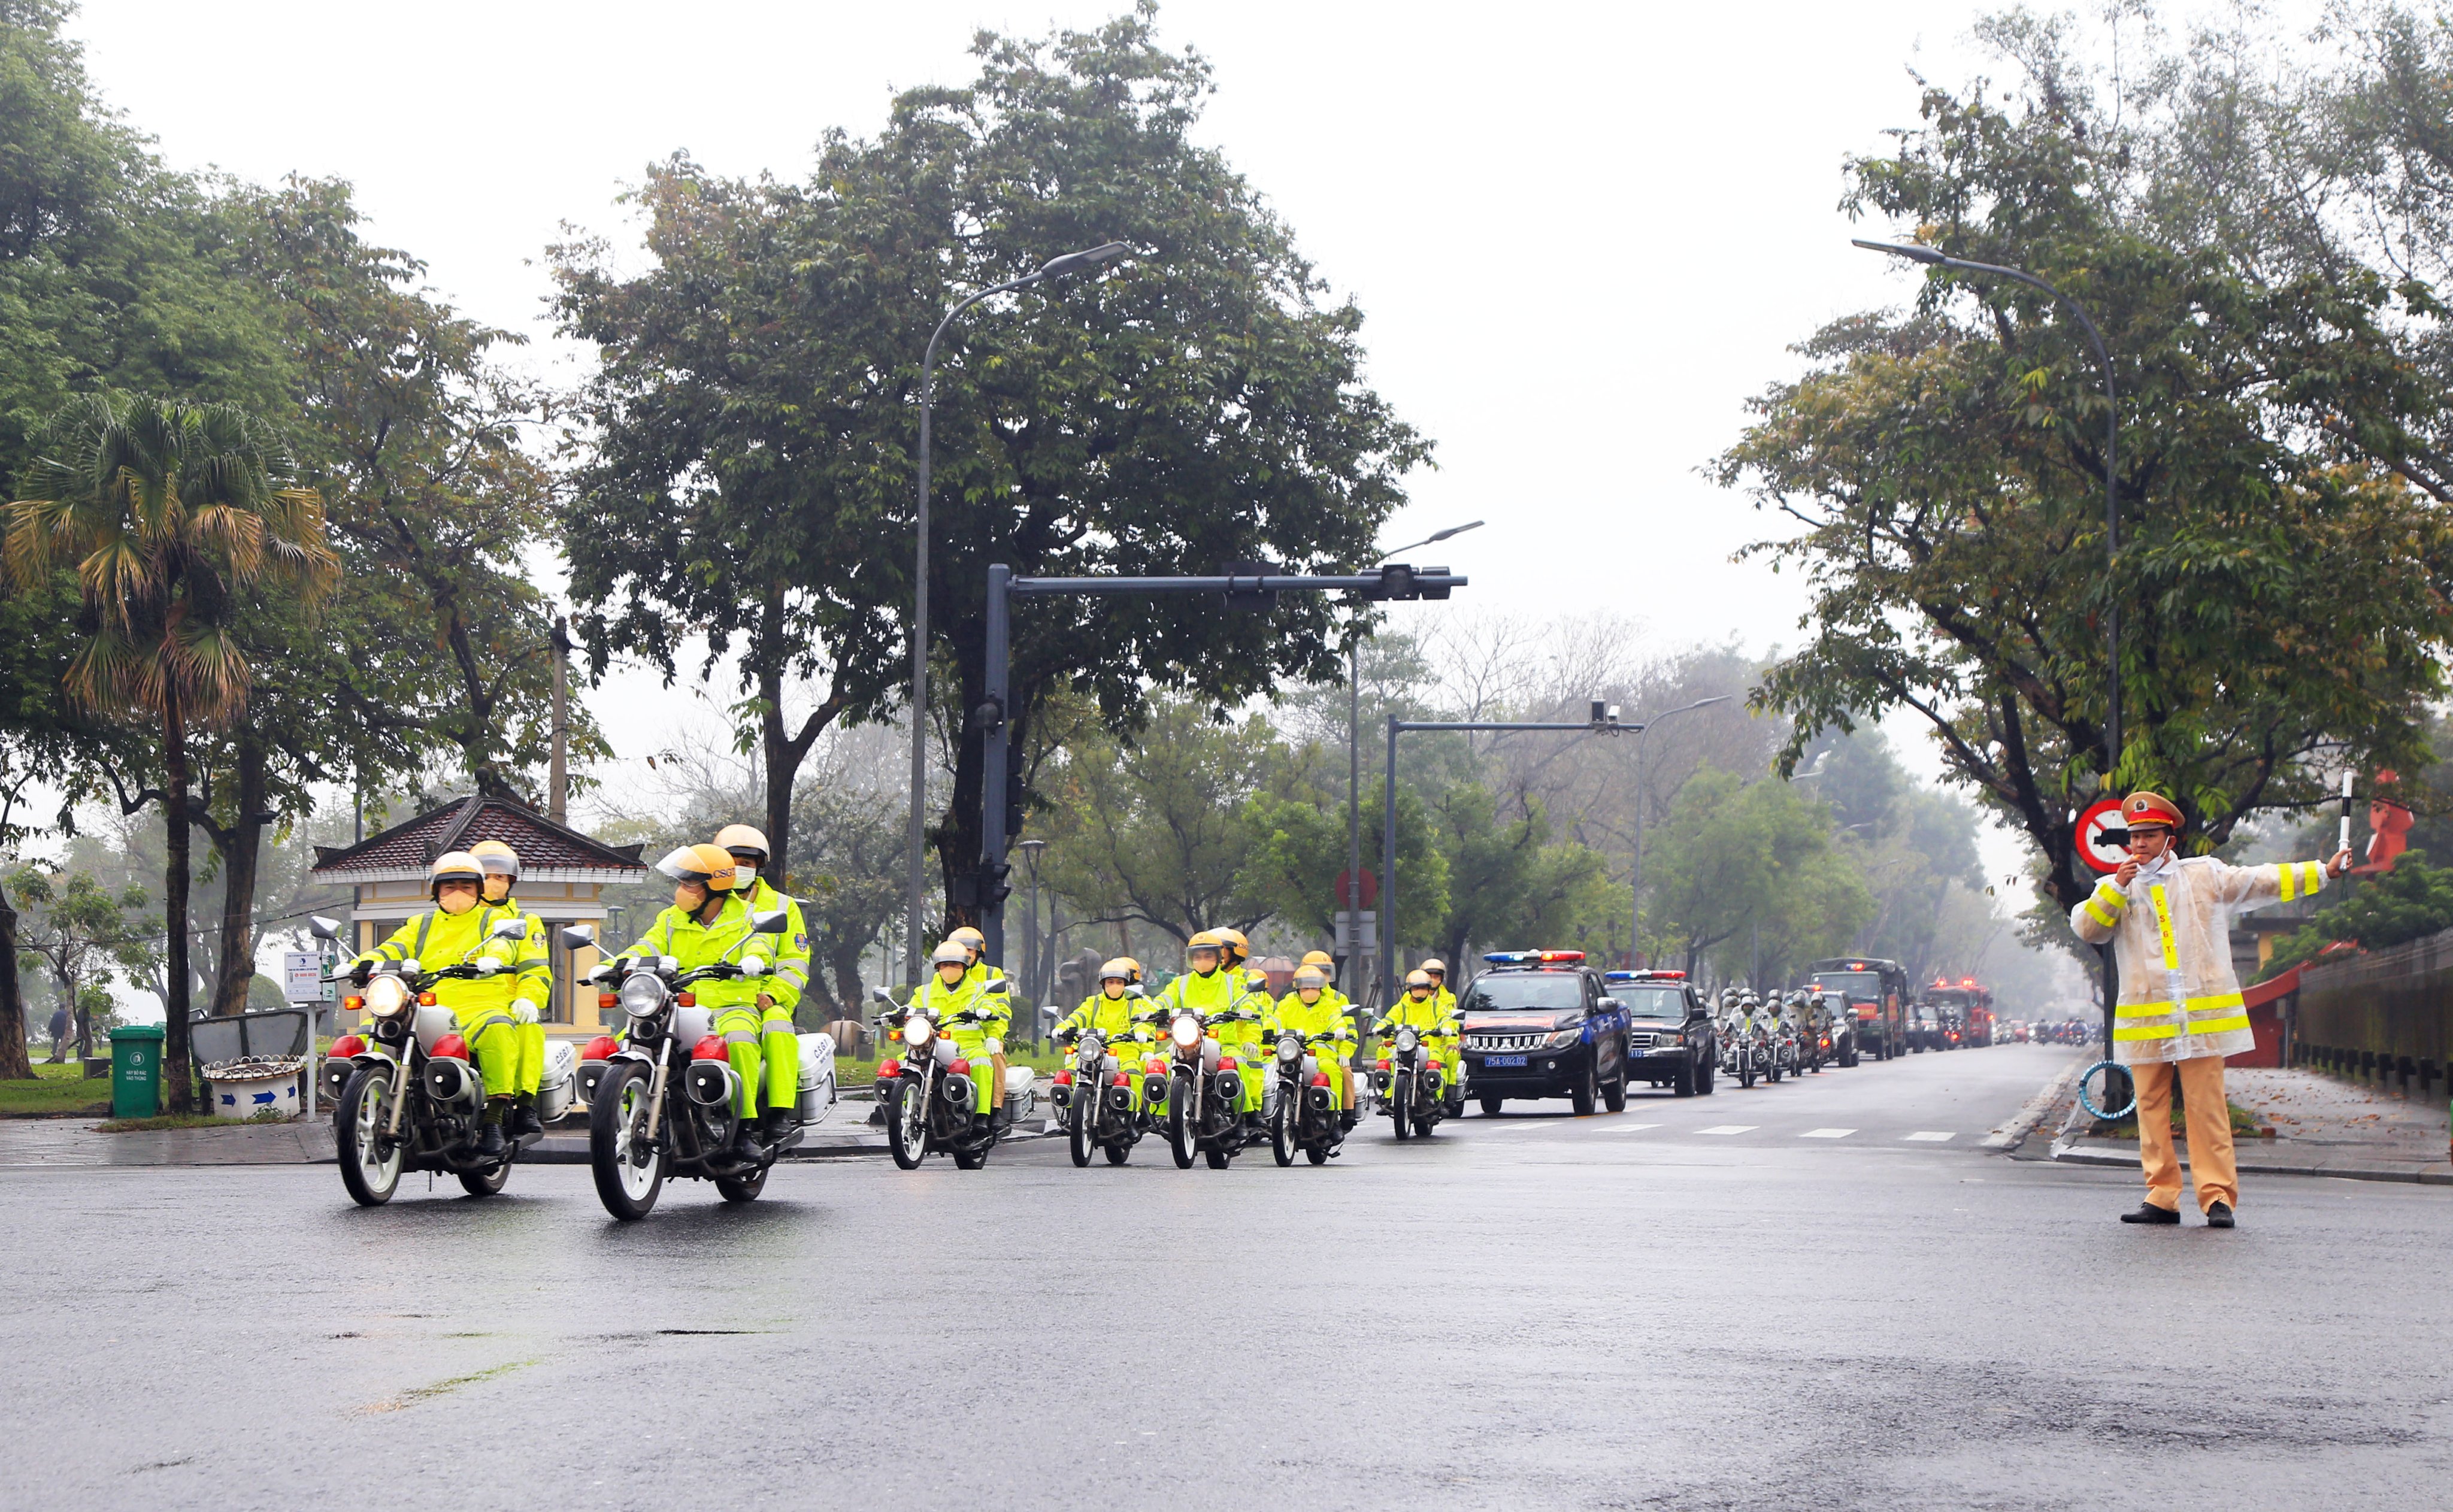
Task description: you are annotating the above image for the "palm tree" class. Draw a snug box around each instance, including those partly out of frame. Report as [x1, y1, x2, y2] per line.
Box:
[5, 395, 337, 1113]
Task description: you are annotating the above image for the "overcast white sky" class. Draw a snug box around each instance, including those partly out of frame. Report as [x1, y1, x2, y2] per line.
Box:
[62, 0, 2168, 906]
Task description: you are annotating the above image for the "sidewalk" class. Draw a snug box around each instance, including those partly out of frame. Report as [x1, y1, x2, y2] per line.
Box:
[0, 1118, 336, 1168]
[2050, 1065, 2453, 1186]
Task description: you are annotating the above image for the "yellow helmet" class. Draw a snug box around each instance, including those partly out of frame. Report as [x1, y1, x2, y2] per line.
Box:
[713, 823, 770, 860]
[1214, 928, 1249, 965]
[1186, 929, 1226, 958]
[426, 850, 484, 898]
[949, 926, 986, 956]
[1098, 958, 1135, 984]
[1119, 956, 1144, 983]
[1419, 958, 1448, 977]
[931, 940, 971, 968]
[1244, 966, 1268, 989]
[1300, 949, 1334, 969]
[1405, 968, 1434, 990]
[654, 843, 743, 892]
[1292, 965, 1328, 990]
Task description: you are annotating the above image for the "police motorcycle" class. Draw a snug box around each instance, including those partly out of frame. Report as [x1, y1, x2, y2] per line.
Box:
[1371, 1017, 1453, 1140]
[1721, 991, 1775, 1089]
[869, 981, 1037, 1171]
[1268, 1026, 1350, 1166]
[1047, 988, 1159, 1167]
[578, 910, 826, 1219]
[1773, 993, 1807, 1077]
[1149, 998, 1264, 1169]
[311, 914, 564, 1206]
[1791, 990, 1828, 1072]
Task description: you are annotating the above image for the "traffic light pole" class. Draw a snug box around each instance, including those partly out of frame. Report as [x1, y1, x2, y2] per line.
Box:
[976, 561, 1468, 968]
[1380, 708, 1630, 1011]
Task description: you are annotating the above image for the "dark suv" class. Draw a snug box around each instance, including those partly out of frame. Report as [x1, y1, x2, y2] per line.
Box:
[1457, 952, 1632, 1116]
[1601, 970, 1716, 1096]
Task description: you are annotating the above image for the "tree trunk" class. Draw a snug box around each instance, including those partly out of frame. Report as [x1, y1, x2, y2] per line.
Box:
[829, 940, 865, 1023]
[161, 690, 195, 1114]
[0, 878, 31, 1080]
[211, 738, 268, 1018]
[759, 660, 800, 892]
[934, 668, 994, 934]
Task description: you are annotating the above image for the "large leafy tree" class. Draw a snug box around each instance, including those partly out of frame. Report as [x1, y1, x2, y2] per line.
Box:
[5, 395, 336, 1110]
[554, 6, 1427, 919]
[5, 865, 152, 1060]
[1719, 63, 2453, 916]
[1642, 769, 1874, 982]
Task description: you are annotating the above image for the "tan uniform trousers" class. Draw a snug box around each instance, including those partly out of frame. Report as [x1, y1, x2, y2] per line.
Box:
[2134, 1054, 2237, 1213]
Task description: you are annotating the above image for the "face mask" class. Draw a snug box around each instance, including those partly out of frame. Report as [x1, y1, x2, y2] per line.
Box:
[1103, 984, 1125, 998]
[438, 887, 476, 916]
[733, 865, 758, 888]
[483, 879, 511, 902]
[1300, 989, 1322, 1004]
[939, 966, 965, 986]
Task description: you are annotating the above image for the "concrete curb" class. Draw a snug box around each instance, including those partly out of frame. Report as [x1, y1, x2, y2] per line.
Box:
[2049, 1135, 2453, 1186]
[1982, 1055, 2086, 1150]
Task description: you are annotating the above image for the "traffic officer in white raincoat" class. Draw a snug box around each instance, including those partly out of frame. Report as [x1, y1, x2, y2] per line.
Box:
[2069, 790, 2351, 1228]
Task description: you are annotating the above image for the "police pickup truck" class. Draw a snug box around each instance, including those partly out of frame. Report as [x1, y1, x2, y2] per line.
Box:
[1456, 951, 1633, 1116]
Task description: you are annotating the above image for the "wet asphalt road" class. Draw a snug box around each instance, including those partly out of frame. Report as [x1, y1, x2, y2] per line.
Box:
[6, 1043, 2449, 1511]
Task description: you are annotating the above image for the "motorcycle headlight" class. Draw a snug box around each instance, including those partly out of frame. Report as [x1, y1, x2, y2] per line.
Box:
[1277, 1035, 1301, 1062]
[364, 975, 411, 1019]
[901, 1016, 932, 1049]
[1395, 1026, 1420, 1053]
[1171, 1015, 1201, 1049]
[619, 973, 668, 1017]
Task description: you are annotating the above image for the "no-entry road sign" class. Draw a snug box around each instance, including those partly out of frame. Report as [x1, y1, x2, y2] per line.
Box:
[2076, 798, 2129, 874]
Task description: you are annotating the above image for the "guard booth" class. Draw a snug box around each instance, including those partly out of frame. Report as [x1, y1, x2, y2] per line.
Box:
[308, 796, 649, 1046]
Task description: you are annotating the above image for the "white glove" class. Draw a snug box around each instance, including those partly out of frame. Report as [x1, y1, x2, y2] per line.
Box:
[740, 956, 768, 977]
[510, 998, 538, 1025]
[476, 956, 505, 975]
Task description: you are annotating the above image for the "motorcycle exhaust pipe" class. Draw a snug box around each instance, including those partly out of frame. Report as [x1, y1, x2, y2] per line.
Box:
[1214, 1072, 1242, 1110]
[423, 1056, 483, 1107]
[1143, 1074, 1168, 1104]
[1108, 1086, 1135, 1111]
[942, 1075, 974, 1105]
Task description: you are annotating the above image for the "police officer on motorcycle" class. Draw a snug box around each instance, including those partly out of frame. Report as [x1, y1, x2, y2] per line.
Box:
[913, 938, 1013, 1137]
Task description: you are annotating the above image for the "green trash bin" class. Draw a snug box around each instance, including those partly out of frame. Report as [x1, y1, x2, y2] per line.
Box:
[109, 1024, 165, 1119]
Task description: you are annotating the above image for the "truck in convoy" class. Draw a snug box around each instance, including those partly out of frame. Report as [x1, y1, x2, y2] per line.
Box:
[1804, 957, 1910, 1060]
[1921, 978, 1995, 1048]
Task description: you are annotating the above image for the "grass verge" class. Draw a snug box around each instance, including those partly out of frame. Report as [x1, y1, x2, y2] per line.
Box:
[1, 1061, 110, 1117]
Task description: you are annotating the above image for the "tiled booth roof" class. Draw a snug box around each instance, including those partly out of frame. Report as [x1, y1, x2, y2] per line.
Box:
[310, 796, 648, 884]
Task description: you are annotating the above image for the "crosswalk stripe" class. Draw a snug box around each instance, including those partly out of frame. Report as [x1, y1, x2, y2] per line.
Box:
[1695, 1125, 1757, 1135]
[1903, 1131, 1955, 1142]
[1799, 1128, 1855, 1139]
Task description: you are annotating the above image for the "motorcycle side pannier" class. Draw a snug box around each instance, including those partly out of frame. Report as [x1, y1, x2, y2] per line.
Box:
[536, 1040, 578, 1122]
[796, 1032, 837, 1125]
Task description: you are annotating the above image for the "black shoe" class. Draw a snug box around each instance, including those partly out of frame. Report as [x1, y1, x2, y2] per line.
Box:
[731, 1120, 761, 1157]
[476, 1120, 506, 1159]
[761, 1108, 796, 1141]
[2205, 1201, 2235, 1228]
[2119, 1202, 2181, 1225]
[511, 1102, 544, 1140]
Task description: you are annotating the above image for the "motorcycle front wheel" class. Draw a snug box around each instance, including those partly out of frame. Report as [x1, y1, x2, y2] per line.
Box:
[1739, 1058, 1757, 1089]
[589, 1062, 665, 1221]
[1103, 1140, 1132, 1166]
[885, 1078, 926, 1171]
[1167, 1072, 1198, 1168]
[457, 1159, 510, 1198]
[1270, 1090, 1297, 1167]
[336, 1065, 402, 1207]
[1067, 1087, 1095, 1168]
[1391, 1072, 1414, 1140]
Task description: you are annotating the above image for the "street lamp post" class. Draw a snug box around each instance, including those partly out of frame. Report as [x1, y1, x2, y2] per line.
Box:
[1854, 238, 2122, 1053]
[1016, 838, 1047, 1047]
[906, 240, 1131, 986]
[1626, 695, 1729, 967]
[1345, 520, 1485, 999]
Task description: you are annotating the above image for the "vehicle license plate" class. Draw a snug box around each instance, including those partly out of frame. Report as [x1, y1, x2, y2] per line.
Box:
[1485, 1055, 1528, 1068]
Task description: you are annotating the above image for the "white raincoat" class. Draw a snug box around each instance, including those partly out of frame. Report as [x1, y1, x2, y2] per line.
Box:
[2069, 853, 2329, 1065]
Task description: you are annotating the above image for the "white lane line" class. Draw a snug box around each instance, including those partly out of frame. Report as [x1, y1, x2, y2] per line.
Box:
[1798, 1128, 1856, 1139]
[1603, 1122, 1661, 1132]
[1695, 1125, 1758, 1136]
[1903, 1131, 1955, 1142]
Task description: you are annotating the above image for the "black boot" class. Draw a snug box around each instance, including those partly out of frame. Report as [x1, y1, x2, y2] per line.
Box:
[476, 1115, 507, 1159]
[731, 1117, 761, 1157]
[762, 1106, 797, 1141]
[2204, 1201, 2236, 1228]
[511, 1097, 544, 1140]
[2119, 1201, 2181, 1225]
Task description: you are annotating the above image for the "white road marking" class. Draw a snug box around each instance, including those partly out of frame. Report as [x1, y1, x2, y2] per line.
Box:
[1603, 1122, 1660, 1132]
[1903, 1131, 1955, 1142]
[1799, 1128, 1856, 1139]
[1695, 1125, 1758, 1135]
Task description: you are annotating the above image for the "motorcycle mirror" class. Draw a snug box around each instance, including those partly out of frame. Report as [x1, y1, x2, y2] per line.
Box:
[983, 979, 1010, 996]
[559, 925, 597, 950]
[750, 908, 789, 935]
[871, 986, 898, 1007]
[490, 916, 529, 940]
[1039, 1005, 1062, 1023]
[307, 914, 343, 941]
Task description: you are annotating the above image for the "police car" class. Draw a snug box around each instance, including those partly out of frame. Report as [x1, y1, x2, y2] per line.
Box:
[1456, 950, 1633, 1116]
[1600, 969, 1716, 1096]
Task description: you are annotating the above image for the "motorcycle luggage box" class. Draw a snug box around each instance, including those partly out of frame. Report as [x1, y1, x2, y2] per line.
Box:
[795, 1032, 837, 1126]
[411, 1003, 459, 1053]
[1001, 1065, 1037, 1123]
[536, 1040, 578, 1122]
